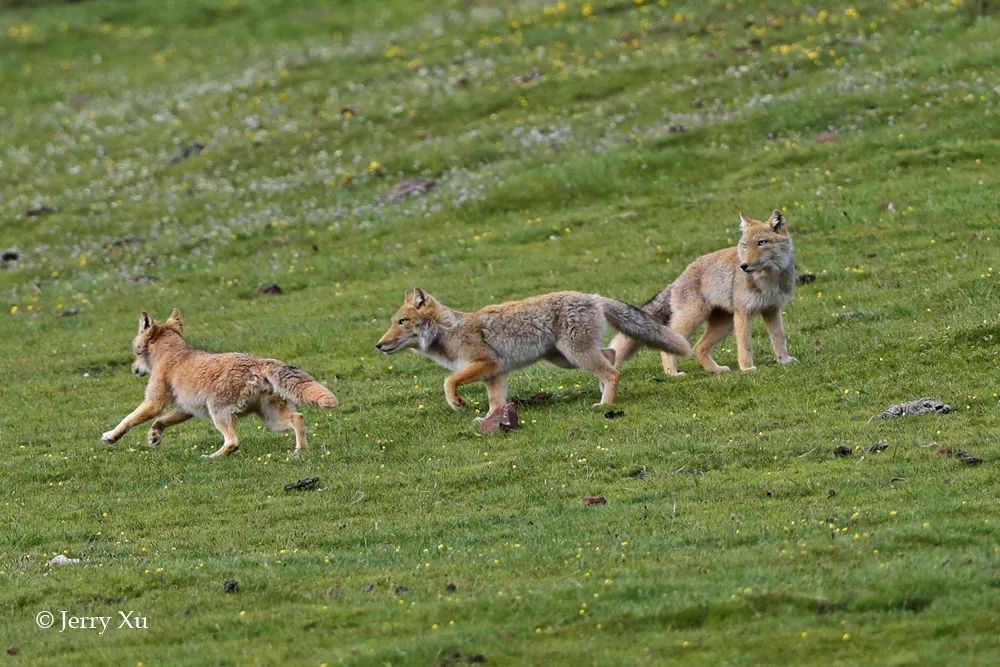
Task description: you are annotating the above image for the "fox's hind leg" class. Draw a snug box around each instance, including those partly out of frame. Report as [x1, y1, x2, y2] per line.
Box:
[260, 397, 308, 452]
[558, 344, 620, 405]
[147, 409, 192, 447]
[596, 348, 617, 394]
[607, 333, 640, 369]
[693, 310, 733, 373]
[290, 413, 306, 451]
[660, 306, 706, 377]
[205, 409, 240, 458]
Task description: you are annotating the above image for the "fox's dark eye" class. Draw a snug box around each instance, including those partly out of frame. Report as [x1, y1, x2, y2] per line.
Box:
[757, 239, 767, 246]
[397, 317, 409, 325]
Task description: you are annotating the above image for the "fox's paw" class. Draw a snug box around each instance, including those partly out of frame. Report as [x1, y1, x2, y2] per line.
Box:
[101, 431, 119, 444]
[446, 395, 467, 412]
[740, 365, 758, 373]
[711, 366, 730, 374]
[778, 356, 798, 365]
[147, 429, 163, 448]
[667, 371, 687, 377]
[203, 448, 231, 459]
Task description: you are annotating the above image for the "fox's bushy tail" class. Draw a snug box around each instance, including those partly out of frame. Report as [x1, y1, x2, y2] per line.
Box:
[641, 284, 673, 325]
[265, 363, 339, 408]
[601, 298, 691, 357]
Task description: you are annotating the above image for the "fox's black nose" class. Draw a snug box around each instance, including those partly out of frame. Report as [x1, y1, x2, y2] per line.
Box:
[375, 342, 384, 350]
[739, 263, 749, 272]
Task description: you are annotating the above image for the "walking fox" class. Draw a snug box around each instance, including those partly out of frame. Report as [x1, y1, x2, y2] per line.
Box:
[101, 308, 338, 458]
[610, 209, 796, 375]
[375, 289, 691, 419]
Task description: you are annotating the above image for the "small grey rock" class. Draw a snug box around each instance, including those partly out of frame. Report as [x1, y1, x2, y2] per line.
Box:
[880, 397, 952, 419]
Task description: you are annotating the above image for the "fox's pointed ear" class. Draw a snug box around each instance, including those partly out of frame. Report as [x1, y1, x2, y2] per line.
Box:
[768, 209, 786, 232]
[167, 307, 183, 332]
[405, 288, 427, 308]
[739, 212, 751, 233]
[138, 311, 152, 332]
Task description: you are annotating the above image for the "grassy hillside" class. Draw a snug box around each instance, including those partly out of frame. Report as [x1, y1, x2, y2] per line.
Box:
[1, 0, 998, 664]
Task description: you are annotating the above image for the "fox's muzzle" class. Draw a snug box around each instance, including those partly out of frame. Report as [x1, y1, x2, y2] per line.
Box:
[376, 326, 418, 354]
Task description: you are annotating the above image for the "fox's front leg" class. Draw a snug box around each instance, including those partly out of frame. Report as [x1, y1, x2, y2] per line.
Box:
[443, 360, 500, 412]
[102, 399, 166, 443]
[761, 307, 796, 365]
[733, 310, 756, 372]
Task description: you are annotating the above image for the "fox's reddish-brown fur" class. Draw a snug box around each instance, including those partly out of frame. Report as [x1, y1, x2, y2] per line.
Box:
[376, 289, 691, 420]
[101, 308, 338, 458]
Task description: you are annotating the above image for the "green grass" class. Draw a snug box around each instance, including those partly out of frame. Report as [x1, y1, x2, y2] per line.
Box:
[2, 0, 999, 664]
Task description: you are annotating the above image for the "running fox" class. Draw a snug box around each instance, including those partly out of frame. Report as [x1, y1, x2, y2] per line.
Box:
[610, 209, 796, 374]
[101, 309, 338, 458]
[375, 289, 691, 419]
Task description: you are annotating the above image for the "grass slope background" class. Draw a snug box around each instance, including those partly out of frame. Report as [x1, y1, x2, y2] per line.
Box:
[1, 0, 999, 664]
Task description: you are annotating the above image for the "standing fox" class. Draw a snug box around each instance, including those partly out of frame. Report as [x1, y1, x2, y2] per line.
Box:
[101, 308, 338, 458]
[375, 289, 691, 419]
[610, 209, 796, 375]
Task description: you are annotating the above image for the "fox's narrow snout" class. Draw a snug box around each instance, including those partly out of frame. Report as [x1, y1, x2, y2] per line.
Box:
[375, 338, 408, 354]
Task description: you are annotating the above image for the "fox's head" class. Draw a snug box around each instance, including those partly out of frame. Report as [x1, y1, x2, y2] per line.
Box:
[375, 288, 442, 354]
[737, 209, 793, 274]
[130, 308, 185, 376]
